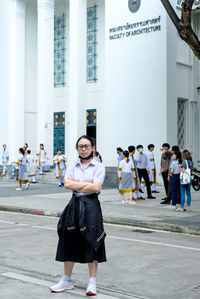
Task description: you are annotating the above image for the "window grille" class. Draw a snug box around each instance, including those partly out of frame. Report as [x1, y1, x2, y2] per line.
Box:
[54, 13, 66, 87]
[177, 98, 186, 149]
[87, 5, 97, 82]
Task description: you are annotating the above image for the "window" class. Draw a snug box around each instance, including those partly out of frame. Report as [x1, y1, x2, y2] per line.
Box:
[54, 14, 66, 87]
[87, 5, 97, 82]
[177, 98, 186, 149]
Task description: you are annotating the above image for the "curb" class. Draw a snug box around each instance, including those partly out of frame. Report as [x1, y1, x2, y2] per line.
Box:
[0, 204, 200, 236]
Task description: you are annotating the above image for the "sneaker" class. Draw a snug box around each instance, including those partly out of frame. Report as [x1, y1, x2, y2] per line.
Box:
[26, 182, 30, 189]
[16, 187, 22, 191]
[50, 276, 74, 293]
[86, 281, 97, 296]
[122, 200, 126, 204]
[168, 205, 176, 209]
[176, 207, 184, 212]
[186, 206, 190, 212]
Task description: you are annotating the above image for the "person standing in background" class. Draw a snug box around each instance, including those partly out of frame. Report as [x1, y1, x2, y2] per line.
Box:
[128, 145, 145, 200]
[118, 150, 136, 204]
[16, 148, 30, 191]
[1, 144, 9, 177]
[26, 149, 36, 183]
[53, 148, 66, 187]
[36, 144, 48, 175]
[135, 145, 155, 199]
[146, 144, 159, 194]
[159, 143, 171, 202]
[116, 147, 124, 166]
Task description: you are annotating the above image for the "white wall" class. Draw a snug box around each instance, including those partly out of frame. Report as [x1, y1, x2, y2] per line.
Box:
[86, 0, 105, 156]
[104, 0, 167, 166]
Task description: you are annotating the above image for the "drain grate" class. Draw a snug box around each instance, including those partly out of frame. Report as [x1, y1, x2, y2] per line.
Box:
[131, 229, 154, 233]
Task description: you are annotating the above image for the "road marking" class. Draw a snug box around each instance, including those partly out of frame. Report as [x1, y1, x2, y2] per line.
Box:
[108, 235, 200, 252]
[32, 225, 55, 230]
[1, 272, 119, 299]
[1, 219, 200, 252]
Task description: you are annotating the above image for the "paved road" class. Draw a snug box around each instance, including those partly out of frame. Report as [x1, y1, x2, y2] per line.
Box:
[1, 211, 200, 299]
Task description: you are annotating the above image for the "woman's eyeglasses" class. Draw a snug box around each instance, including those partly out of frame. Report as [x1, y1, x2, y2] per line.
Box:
[78, 145, 92, 150]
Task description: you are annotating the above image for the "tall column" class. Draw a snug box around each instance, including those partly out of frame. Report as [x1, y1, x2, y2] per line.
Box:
[0, 0, 12, 148]
[10, 0, 26, 162]
[67, 0, 87, 164]
[37, 0, 54, 158]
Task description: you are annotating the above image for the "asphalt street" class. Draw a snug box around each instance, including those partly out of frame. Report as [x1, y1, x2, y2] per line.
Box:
[1, 211, 200, 299]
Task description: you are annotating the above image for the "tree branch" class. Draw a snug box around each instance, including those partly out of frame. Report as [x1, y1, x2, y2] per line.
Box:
[161, 0, 200, 59]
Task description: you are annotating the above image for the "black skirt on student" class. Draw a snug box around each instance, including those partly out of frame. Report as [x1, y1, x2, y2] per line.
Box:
[55, 196, 107, 263]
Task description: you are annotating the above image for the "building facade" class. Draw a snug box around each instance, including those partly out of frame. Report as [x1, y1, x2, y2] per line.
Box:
[0, 0, 200, 180]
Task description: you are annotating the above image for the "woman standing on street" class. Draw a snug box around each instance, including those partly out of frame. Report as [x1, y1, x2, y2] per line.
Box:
[118, 150, 136, 204]
[178, 150, 194, 212]
[16, 148, 30, 191]
[50, 135, 106, 296]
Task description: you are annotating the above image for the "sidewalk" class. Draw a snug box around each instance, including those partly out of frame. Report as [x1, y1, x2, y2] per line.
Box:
[0, 182, 200, 235]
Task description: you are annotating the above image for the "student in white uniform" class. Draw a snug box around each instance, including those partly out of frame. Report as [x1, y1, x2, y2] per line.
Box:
[36, 144, 48, 175]
[16, 148, 30, 191]
[146, 144, 159, 193]
[128, 146, 145, 200]
[26, 149, 36, 183]
[53, 148, 66, 187]
[118, 151, 136, 204]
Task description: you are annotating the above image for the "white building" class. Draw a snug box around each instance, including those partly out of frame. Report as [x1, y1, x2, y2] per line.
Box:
[0, 0, 200, 184]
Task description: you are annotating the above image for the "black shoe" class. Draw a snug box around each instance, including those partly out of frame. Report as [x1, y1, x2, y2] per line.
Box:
[147, 195, 156, 199]
[152, 191, 159, 193]
[139, 189, 144, 193]
[160, 200, 170, 204]
[58, 185, 62, 187]
[61, 183, 64, 186]
[161, 197, 167, 201]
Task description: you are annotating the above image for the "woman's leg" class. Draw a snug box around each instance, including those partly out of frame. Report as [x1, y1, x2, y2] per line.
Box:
[88, 261, 98, 277]
[64, 261, 75, 276]
[120, 193, 125, 202]
[171, 177, 176, 206]
[186, 183, 191, 207]
[180, 184, 185, 207]
[129, 191, 133, 202]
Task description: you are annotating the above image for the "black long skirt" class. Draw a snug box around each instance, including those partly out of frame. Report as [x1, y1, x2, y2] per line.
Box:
[55, 197, 107, 263]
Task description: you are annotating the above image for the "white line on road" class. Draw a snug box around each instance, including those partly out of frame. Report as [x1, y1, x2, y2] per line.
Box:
[1, 219, 200, 252]
[1, 272, 119, 299]
[108, 235, 200, 252]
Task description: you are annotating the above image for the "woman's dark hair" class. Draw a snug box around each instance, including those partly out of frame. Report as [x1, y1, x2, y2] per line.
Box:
[19, 148, 25, 155]
[117, 147, 123, 152]
[174, 150, 182, 164]
[148, 144, 154, 150]
[172, 145, 179, 152]
[95, 151, 102, 162]
[57, 148, 61, 152]
[123, 150, 129, 163]
[76, 135, 95, 149]
[128, 145, 135, 152]
[27, 150, 31, 154]
[182, 150, 192, 161]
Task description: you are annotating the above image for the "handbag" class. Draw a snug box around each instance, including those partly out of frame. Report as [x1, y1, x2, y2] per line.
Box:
[180, 160, 191, 185]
